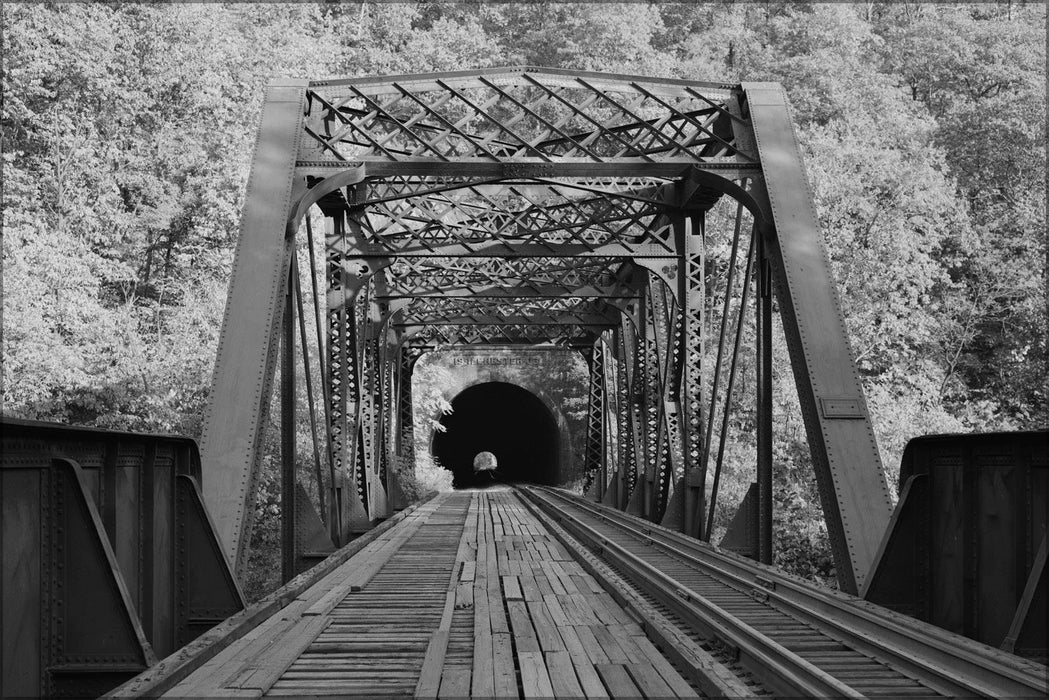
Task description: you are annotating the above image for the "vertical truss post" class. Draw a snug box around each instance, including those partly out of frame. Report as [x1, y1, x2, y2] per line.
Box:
[291, 254, 327, 527]
[349, 289, 367, 522]
[357, 297, 388, 521]
[618, 338, 633, 510]
[640, 290, 657, 520]
[604, 329, 632, 510]
[641, 293, 657, 520]
[350, 337, 368, 526]
[637, 276, 679, 523]
[373, 328, 394, 516]
[684, 214, 706, 537]
[583, 343, 606, 502]
[623, 299, 648, 517]
[378, 336, 404, 510]
[601, 335, 619, 502]
[329, 226, 370, 537]
[280, 264, 297, 584]
[663, 214, 702, 532]
[646, 278, 675, 523]
[392, 347, 420, 509]
[324, 213, 344, 543]
[756, 235, 774, 565]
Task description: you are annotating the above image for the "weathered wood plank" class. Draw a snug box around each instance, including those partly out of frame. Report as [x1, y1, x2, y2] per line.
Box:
[269, 691, 412, 697]
[525, 599, 566, 652]
[574, 626, 611, 666]
[544, 568, 568, 595]
[470, 629, 495, 697]
[489, 586, 510, 635]
[626, 662, 677, 699]
[168, 615, 292, 695]
[474, 586, 493, 636]
[414, 629, 451, 698]
[438, 667, 471, 698]
[595, 664, 641, 698]
[631, 636, 700, 698]
[570, 655, 610, 699]
[492, 632, 520, 698]
[507, 600, 541, 653]
[543, 595, 570, 626]
[456, 581, 474, 609]
[230, 617, 329, 691]
[520, 575, 542, 602]
[590, 625, 630, 664]
[503, 575, 524, 600]
[545, 650, 586, 698]
[519, 651, 556, 699]
[556, 626, 588, 659]
[601, 594, 636, 625]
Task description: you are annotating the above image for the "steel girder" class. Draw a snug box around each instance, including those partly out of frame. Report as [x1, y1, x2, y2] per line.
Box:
[203, 68, 891, 593]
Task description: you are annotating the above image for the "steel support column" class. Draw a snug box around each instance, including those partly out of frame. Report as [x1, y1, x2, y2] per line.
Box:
[680, 214, 706, 537]
[755, 235, 773, 565]
[623, 300, 649, 518]
[329, 235, 370, 536]
[280, 264, 297, 583]
[645, 276, 678, 523]
[392, 347, 422, 508]
[603, 330, 633, 510]
[600, 335, 620, 502]
[582, 344, 607, 501]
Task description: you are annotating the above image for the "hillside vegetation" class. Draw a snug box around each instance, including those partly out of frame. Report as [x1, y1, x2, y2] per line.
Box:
[3, 3, 1044, 595]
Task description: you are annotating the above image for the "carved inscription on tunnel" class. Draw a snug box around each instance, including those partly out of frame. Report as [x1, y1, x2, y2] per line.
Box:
[451, 356, 543, 367]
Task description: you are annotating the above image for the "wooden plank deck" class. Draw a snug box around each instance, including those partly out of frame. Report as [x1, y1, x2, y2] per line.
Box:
[160, 488, 698, 698]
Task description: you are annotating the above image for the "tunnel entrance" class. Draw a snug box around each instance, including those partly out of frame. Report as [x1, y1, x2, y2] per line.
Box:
[431, 382, 560, 488]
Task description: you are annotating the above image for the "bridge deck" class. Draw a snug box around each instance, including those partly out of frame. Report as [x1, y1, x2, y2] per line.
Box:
[115, 485, 1045, 698]
[162, 488, 697, 698]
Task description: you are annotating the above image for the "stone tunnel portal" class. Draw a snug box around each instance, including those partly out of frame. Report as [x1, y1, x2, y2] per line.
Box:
[431, 381, 560, 488]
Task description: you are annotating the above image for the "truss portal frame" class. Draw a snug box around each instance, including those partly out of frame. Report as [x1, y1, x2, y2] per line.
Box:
[201, 67, 893, 593]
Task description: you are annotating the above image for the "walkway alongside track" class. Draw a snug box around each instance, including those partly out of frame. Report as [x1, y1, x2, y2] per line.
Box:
[130, 489, 709, 698]
[114, 486, 1047, 699]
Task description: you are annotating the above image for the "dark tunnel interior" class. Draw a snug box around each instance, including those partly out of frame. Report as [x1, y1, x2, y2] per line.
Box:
[431, 382, 560, 488]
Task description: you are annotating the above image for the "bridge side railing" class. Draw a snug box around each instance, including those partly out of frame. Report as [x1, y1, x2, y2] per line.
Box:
[0, 418, 244, 698]
[863, 430, 1047, 664]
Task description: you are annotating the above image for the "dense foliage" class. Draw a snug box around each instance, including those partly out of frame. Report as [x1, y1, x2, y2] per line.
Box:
[3, 3, 1044, 594]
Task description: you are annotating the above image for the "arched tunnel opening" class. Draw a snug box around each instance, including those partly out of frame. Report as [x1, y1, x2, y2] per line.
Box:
[431, 381, 560, 488]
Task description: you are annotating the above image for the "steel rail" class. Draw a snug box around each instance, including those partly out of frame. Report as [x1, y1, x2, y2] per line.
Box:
[550, 485, 1046, 693]
[519, 487, 864, 698]
[529, 486, 1048, 698]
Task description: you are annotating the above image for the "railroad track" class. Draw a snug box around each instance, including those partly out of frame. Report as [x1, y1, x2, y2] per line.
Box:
[519, 485, 1047, 698]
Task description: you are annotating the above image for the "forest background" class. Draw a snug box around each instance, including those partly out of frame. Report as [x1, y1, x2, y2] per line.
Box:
[2, 2, 1045, 599]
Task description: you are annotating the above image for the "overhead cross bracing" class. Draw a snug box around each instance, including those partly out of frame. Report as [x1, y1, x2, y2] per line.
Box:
[201, 66, 894, 596]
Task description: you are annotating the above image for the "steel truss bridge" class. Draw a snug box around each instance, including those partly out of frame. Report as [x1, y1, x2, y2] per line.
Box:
[1, 68, 1045, 698]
